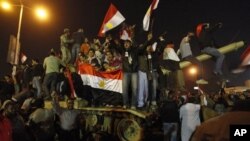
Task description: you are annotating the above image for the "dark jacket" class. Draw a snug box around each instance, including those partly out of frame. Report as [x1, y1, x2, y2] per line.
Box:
[160, 100, 180, 123]
[32, 64, 44, 77]
[198, 23, 221, 49]
[113, 40, 152, 73]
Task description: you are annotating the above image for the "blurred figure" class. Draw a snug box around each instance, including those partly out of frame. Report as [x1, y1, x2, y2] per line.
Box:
[159, 91, 180, 141]
[0, 110, 12, 141]
[180, 96, 201, 141]
[161, 42, 185, 91]
[1, 100, 31, 141]
[80, 37, 90, 57]
[191, 100, 250, 141]
[71, 28, 84, 64]
[51, 92, 81, 141]
[0, 75, 15, 102]
[28, 98, 55, 141]
[178, 32, 207, 85]
[60, 28, 74, 64]
[87, 49, 101, 69]
[43, 49, 65, 99]
[196, 22, 225, 76]
[31, 59, 44, 98]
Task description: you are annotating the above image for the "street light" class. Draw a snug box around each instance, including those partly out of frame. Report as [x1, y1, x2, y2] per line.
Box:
[1, 1, 48, 74]
[35, 7, 48, 20]
[188, 66, 199, 90]
[1, 1, 11, 10]
[189, 66, 197, 76]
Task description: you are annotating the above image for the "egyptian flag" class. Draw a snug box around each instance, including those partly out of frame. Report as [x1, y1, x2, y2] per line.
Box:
[98, 3, 125, 37]
[143, 0, 159, 31]
[232, 45, 250, 73]
[78, 63, 123, 105]
[65, 68, 77, 99]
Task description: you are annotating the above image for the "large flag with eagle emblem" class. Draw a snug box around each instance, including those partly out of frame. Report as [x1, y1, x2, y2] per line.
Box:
[78, 63, 122, 93]
[78, 63, 123, 106]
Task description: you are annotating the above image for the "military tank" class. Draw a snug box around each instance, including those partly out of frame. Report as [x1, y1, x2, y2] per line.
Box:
[45, 100, 156, 141]
[44, 41, 245, 141]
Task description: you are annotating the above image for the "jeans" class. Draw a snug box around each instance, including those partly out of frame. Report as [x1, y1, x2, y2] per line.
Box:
[32, 76, 43, 97]
[71, 43, 80, 64]
[202, 47, 225, 74]
[149, 71, 158, 104]
[163, 122, 178, 141]
[137, 71, 148, 107]
[122, 72, 138, 107]
[43, 72, 58, 97]
[151, 71, 159, 102]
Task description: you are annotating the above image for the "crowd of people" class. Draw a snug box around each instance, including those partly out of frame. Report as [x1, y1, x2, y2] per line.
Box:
[1, 22, 250, 141]
[158, 87, 250, 141]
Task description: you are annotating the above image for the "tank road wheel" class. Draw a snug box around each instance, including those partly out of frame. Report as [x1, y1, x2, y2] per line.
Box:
[116, 118, 143, 141]
[85, 114, 98, 129]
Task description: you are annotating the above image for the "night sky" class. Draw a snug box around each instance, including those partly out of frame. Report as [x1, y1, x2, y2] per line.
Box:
[1, 0, 250, 88]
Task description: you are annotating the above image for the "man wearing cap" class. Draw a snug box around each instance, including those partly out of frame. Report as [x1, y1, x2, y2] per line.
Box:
[60, 28, 74, 64]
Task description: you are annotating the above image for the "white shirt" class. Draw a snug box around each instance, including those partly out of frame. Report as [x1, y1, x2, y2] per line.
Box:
[180, 103, 201, 141]
[163, 47, 180, 61]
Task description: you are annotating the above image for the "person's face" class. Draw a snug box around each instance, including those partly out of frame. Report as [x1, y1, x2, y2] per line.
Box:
[5, 104, 16, 116]
[66, 31, 70, 36]
[84, 38, 88, 43]
[88, 50, 94, 58]
[106, 52, 113, 60]
[103, 63, 109, 70]
[4, 76, 11, 83]
[124, 41, 131, 49]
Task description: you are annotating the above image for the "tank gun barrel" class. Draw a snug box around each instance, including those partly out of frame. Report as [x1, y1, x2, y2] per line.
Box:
[180, 41, 246, 69]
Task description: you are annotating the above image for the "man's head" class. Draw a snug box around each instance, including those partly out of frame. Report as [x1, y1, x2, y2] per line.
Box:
[88, 49, 95, 58]
[166, 41, 175, 48]
[124, 39, 132, 49]
[1, 100, 16, 116]
[64, 28, 70, 36]
[78, 28, 84, 32]
[106, 51, 113, 61]
[4, 75, 12, 83]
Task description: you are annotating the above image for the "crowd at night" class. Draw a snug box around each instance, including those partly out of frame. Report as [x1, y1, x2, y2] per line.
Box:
[1, 0, 250, 141]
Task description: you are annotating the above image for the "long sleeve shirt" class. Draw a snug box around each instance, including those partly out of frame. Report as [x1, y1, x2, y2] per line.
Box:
[43, 55, 65, 74]
[179, 36, 193, 59]
[52, 98, 80, 131]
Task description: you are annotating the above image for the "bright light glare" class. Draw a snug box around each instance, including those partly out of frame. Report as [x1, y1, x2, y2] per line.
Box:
[189, 67, 197, 75]
[35, 7, 48, 20]
[1, 1, 11, 10]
